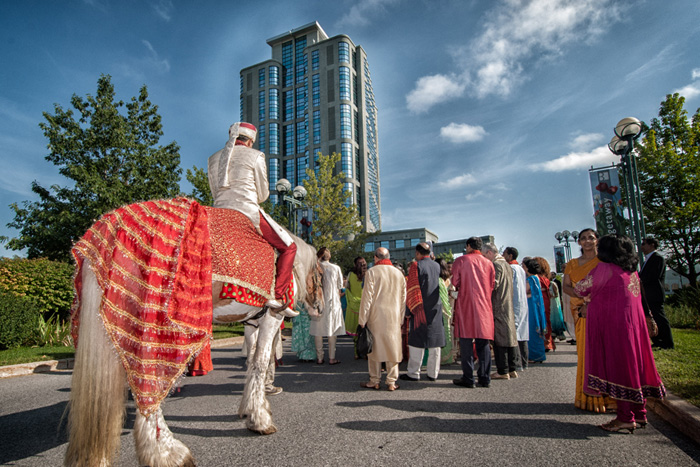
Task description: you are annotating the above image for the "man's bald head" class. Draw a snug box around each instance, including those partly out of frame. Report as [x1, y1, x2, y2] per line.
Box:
[375, 247, 390, 260]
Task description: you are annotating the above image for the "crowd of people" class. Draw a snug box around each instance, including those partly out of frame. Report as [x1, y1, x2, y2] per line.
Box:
[204, 121, 666, 434]
[285, 232, 666, 433]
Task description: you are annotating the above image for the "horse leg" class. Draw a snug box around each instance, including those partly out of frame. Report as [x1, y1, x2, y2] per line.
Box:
[133, 406, 195, 467]
[238, 311, 282, 434]
[64, 266, 127, 467]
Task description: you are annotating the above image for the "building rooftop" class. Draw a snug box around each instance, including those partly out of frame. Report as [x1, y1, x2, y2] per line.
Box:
[266, 21, 328, 46]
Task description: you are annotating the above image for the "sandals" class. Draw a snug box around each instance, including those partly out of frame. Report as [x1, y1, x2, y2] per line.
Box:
[387, 383, 400, 391]
[600, 419, 636, 434]
[360, 381, 380, 390]
[316, 359, 324, 365]
[635, 419, 648, 429]
[329, 359, 341, 365]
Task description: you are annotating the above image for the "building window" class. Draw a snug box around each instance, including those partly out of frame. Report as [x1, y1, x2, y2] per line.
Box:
[282, 41, 293, 87]
[268, 157, 279, 193]
[284, 124, 294, 156]
[297, 154, 308, 184]
[345, 182, 354, 207]
[258, 68, 265, 88]
[364, 242, 374, 253]
[380, 240, 389, 249]
[258, 90, 265, 121]
[311, 50, 319, 71]
[284, 90, 293, 121]
[411, 238, 420, 247]
[313, 110, 321, 145]
[314, 149, 321, 177]
[341, 142, 352, 178]
[312, 74, 320, 107]
[339, 66, 350, 101]
[269, 89, 279, 120]
[269, 66, 279, 86]
[295, 37, 307, 85]
[395, 239, 405, 249]
[295, 86, 307, 119]
[258, 124, 265, 152]
[285, 158, 295, 187]
[269, 123, 279, 155]
[339, 41, 350, 64]
[340, 104, 352, 139]
[296, 119, 308, 152]
[355, 148, 360, 178]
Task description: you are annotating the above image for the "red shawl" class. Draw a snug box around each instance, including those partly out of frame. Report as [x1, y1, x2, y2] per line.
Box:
[406, 261, 427, 328]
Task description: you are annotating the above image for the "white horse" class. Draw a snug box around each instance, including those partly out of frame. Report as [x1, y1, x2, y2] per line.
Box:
[63, 200, 317, 467]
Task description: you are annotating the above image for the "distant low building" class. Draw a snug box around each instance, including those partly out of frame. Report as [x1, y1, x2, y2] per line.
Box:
[366, 228, 494, 266]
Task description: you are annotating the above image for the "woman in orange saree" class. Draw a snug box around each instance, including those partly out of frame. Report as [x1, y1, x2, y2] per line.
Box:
[563, 228, 612, 413]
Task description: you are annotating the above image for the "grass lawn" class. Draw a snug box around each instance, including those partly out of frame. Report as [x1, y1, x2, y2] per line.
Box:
[1, 323, 253, 366]
[653, 328, 700, 409]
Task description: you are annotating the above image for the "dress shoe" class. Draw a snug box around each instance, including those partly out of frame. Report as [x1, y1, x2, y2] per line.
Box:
[426, 376, 436, 381]
[452, 378, 475, 388]
[399, 374, 419, 382]
[477, 381, 490, 388]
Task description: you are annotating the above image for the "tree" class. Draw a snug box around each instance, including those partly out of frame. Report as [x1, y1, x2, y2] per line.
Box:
[4, 75, 182, 262]
[185, 165, 213, 206]
[303, 152, 365, 259]
[637, 93, 700, 287]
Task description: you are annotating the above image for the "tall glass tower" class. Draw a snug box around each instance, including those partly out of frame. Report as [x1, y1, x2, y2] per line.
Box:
[239, 21, 381, 232]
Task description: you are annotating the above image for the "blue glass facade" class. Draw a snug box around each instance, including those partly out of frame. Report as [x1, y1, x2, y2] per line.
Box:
[363, 59, 381, 231]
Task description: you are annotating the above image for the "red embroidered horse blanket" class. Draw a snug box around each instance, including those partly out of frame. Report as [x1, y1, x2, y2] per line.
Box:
[72, 198, 212, 416]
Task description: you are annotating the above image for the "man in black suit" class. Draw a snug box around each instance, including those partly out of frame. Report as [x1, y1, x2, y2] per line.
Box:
[639, 237, 674, 349]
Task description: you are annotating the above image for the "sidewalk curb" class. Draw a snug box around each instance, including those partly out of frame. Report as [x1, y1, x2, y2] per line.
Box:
[0, 336, 245, 379]
[648, 394, 700, 445]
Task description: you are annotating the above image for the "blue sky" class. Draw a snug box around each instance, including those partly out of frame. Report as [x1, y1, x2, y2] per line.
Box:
[1, 0, 699, 266]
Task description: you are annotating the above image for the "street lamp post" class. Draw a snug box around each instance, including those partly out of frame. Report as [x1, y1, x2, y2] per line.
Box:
[608, 117, 645, 261]
[555, 230, 579, 262]
[275, 178, 307, 236]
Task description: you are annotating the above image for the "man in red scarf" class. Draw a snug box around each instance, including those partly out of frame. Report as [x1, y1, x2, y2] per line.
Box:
[451, 237, 495, 388]
[400, 242, 444, 382]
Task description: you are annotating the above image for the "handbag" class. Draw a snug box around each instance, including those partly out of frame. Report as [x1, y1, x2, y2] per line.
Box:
[356, 325, 373, 358]
[646, 315, 659, 338]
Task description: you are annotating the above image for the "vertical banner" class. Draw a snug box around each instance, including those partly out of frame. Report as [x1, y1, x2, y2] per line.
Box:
[554, 245, 567, 274]
[589, 167, 628, 236]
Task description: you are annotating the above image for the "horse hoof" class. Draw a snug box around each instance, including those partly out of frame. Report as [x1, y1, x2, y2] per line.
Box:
[257, 425, 277, 435]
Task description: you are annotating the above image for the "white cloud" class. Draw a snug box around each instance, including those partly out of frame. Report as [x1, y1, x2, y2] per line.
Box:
[440, 123, 487, 143]
[336, 0, 400, 28]
[142, 40, 170, 73]
[407, 0, 624, 111]
[465, 190, 486, 202]
[530, 145, 619, 172]
[692, 68, 700, 80]
[440, 172, 477, 188]
[406, 74, 466, 114]
[150, 0, 174, 21]
[570, 132, 604, 150]
[674, 83, 700, 100]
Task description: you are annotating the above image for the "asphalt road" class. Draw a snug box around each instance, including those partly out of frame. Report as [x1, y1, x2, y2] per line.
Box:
[1, 336, 699, 466]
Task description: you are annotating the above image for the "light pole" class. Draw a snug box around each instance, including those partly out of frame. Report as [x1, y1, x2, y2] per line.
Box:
[275, 178, 307, 236]
[608, 117, 645, 261]
[555, 230, 579, 262]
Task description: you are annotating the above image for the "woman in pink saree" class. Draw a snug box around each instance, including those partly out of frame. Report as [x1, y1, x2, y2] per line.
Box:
[575, 234, 665, 433]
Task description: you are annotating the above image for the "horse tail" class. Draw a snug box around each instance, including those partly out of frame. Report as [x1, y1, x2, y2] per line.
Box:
[291, 232, 317, 306]
[64, 265, 127, 467]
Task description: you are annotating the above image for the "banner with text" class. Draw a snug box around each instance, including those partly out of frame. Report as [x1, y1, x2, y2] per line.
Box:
[589, 167, 628, 236]
[554, 245, 567, 274]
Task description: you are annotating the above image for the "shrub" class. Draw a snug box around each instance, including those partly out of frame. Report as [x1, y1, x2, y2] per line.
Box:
[665, 304, 700, 330]
[0, 290, 40, 349]
[0, 257, 75, 321]
[33, 314, 74, 347]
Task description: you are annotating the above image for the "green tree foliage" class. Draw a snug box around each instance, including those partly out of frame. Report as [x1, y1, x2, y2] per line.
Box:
[185, 165, 213, 206]
[303, 152, 364, 258]
[4, 75, 182, 262]
[0, 257, 75, 321]
[637, 93, 700, 287]
[0, 290, 39, 349]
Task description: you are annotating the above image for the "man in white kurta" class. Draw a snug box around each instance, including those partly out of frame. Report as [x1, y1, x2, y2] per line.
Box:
[207, 122, 296, 312]
[504, 246, 529, 370]
[358, 248, 407, 390]
[309, 247, 346, 364]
